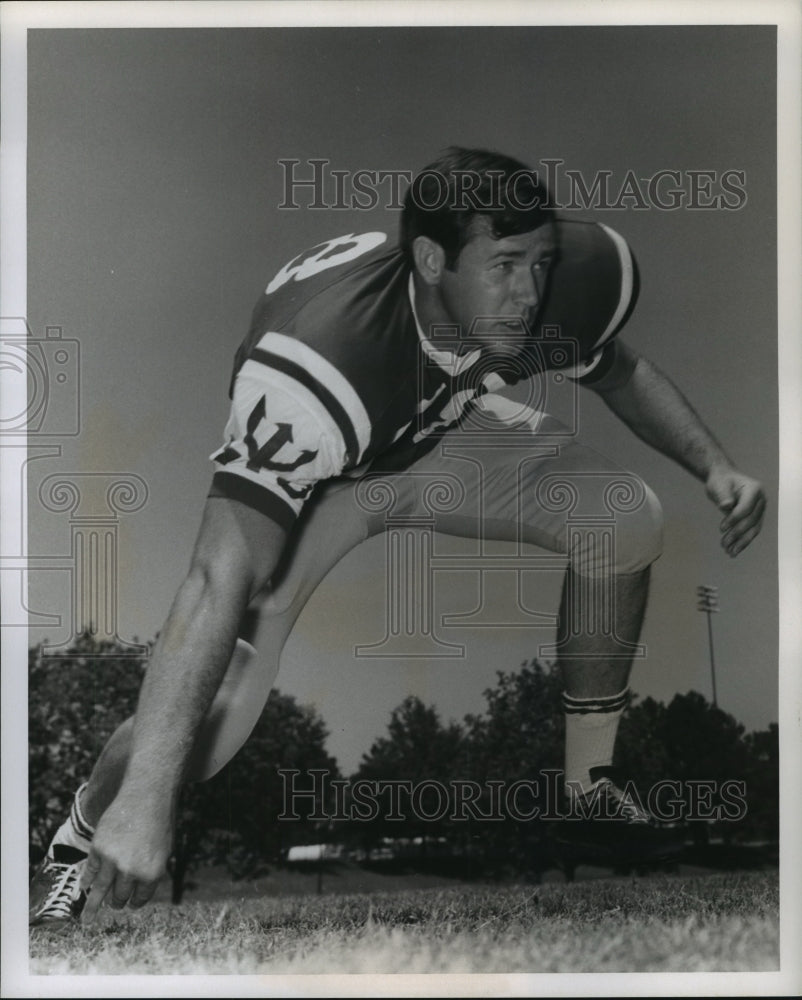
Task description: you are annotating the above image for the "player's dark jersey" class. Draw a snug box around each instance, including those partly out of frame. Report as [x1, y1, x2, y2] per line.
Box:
[210, 222, 638, 530]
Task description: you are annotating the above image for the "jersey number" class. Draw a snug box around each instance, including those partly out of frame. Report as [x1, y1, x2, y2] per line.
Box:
[265, 232, 388, 295]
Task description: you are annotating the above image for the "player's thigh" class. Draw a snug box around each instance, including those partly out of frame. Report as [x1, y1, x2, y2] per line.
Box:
[258, 475, 385, 619]
[401, 417, 663, 576]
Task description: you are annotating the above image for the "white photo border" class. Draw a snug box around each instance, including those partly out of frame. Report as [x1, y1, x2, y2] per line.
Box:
[2, 2, 800, 997]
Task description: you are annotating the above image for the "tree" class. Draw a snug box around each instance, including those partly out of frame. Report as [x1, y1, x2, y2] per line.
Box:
[28, 633, 147, 859]
[28, 635, 342, 900]
[351, 695, 465, 857]
[616, 689, 772, 841]
[613, 694, 672, 789]
[461, 659, 564, 870]
[661, 691, 749, 787]
[357, 695, 465, 783]
[741, 723, 779, 841]
[178, 689, 342, 889]
[464, 659, 564, 781]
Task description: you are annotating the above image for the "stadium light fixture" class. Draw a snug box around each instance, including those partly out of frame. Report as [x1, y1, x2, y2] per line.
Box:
[696, 585, 720, 707]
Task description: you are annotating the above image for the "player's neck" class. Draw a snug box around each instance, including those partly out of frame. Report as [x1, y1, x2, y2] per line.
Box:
[411, 271, 460, 345]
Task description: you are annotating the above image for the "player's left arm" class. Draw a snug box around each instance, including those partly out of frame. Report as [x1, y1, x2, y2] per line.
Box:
[585, 339, 766, 557]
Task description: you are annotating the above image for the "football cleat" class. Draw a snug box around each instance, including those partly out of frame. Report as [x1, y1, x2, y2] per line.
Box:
[555, 767, 685, 866]
[29, 844, 88, 926]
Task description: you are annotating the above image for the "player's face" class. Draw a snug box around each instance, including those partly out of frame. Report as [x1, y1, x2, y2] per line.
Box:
[439, 219, 557, 356]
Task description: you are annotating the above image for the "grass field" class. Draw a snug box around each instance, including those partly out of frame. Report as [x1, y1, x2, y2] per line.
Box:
[30, 866, 779, 975]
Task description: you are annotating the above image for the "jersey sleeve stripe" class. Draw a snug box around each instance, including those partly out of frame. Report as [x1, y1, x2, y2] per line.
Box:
[253, 331, 371, 462]
[237, 359, 348, 469]
[251, 346, 361, 467]
[566, 341, 617, 384]
[594, 224, 635, 349]
[209, 471, 297, 531]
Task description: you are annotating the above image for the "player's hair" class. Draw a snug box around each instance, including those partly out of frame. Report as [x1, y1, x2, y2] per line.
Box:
[400, 147, 554, 268]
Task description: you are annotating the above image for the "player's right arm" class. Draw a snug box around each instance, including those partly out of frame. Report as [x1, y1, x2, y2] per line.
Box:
[81, 319, 354, 918]
[80, 495, 287, 918]
[79, 234, 377, 916]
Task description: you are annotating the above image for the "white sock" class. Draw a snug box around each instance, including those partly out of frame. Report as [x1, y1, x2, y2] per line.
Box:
[49, 783, 94, 856]
[563, 688, 630, 796]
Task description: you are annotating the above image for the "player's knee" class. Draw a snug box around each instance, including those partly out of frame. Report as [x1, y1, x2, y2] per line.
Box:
[608, 479, 663, 574]
[573, 479, 663, 577]
[619, 481, 663, 573]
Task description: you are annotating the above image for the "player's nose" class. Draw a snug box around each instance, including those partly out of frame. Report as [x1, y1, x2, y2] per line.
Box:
[513, 267, 540, 311]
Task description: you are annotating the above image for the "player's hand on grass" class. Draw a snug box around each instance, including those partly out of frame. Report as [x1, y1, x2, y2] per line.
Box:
[79, 791, 173, 921]
[705, 466, 766, 557]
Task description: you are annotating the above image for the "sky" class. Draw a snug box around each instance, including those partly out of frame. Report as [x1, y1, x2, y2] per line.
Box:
[10, 20, 786, 779]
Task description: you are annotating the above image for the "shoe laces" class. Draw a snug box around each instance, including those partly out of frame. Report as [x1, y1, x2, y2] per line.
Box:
[41, 858, 85, 918]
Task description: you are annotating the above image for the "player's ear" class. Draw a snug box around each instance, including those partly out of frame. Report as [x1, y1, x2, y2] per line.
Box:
[411, 236, 446, 286]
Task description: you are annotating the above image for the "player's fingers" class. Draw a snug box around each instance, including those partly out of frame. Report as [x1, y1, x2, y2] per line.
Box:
[720, 484, 765, 532]
[721, 501, 764, 539]
[129, 879, 160, 909]
[723, 493, 766, 541]
[719, 491, 749, 528]
[723, 518, 764, 557]
[79, 849, 102, 892]
[721, 521, 761, 556]
[80, 857, 116, 922]
[109, 873, 136, 910]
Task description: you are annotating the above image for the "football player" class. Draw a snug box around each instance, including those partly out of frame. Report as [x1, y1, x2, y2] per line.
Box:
[30, 148, 765, 923]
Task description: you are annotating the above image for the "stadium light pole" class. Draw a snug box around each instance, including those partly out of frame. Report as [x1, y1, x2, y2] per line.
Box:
[697, 585, 720, 707]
